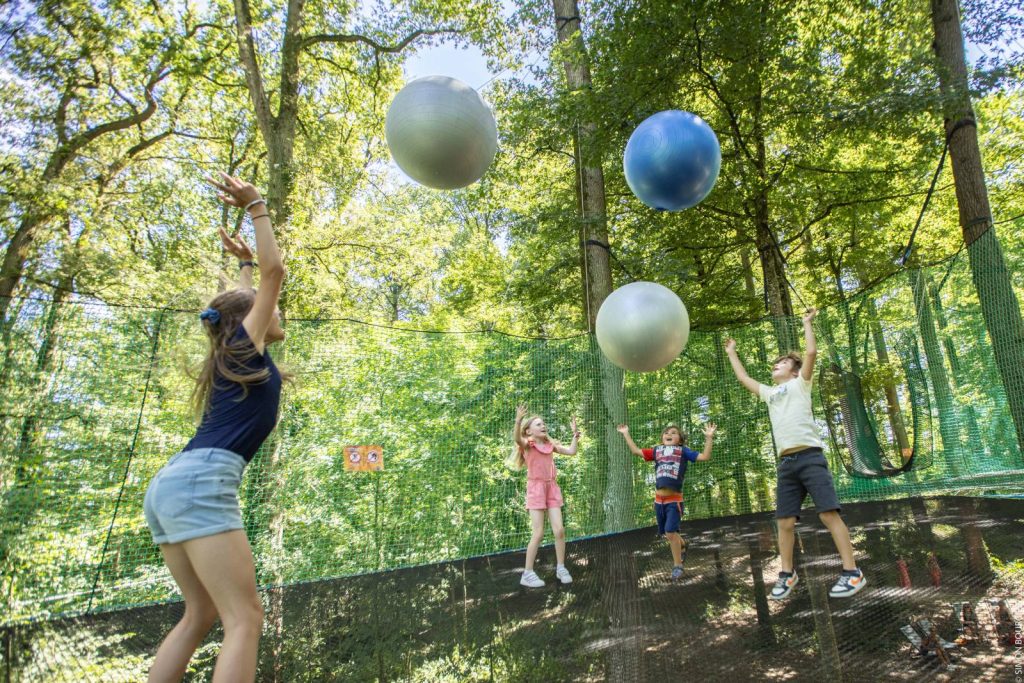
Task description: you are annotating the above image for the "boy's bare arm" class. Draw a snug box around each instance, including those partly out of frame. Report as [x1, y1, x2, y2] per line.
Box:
[616, 424, 645, 456]
[801, 308, 818, 382]
[696, 422, 717, 461]
[725, 338, 761, 396]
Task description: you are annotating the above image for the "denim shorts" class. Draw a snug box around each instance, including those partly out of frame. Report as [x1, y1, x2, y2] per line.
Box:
[143, 448, 246, 545]
[775, 447, 841, 519]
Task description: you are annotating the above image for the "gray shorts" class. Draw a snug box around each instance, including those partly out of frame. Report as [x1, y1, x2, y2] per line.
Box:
[775, 447, 841, 519]
[143, 448, 246, 545]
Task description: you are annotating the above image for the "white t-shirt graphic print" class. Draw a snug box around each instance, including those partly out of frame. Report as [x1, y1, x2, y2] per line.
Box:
[758, 376, 823, 456]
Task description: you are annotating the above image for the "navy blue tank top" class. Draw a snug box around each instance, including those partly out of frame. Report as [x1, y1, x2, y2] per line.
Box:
[184, 325, 282, 462]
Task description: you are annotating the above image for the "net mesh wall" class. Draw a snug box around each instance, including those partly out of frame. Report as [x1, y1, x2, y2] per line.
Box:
[1, 249, 1023, 680]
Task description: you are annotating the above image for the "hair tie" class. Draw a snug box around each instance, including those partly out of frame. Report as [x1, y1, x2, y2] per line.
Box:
[199, 307, 221, 324]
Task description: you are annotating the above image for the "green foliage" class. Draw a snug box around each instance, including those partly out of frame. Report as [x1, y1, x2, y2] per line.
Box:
[1, 5, 1024, 681]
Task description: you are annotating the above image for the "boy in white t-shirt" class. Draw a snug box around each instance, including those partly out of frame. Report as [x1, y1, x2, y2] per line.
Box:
[725, 308, 866, 600]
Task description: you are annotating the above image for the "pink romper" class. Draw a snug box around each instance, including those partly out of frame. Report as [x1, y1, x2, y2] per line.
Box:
[524, 439, 564, 510]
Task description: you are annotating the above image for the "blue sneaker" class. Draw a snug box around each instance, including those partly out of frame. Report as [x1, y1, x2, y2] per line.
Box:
[671, 565, 684, 580]
[769, 571, 799, 600]
[830, 569, 867, 598]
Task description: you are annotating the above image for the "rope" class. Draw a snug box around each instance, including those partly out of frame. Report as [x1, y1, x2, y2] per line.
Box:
[86, 308, 166, 613]
[899, 139, 950, 266]
[586, 239, 639, 281]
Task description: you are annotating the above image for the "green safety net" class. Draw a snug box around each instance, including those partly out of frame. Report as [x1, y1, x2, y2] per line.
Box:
[817, 328, 929, 478]
[0, 241, 1023, 679]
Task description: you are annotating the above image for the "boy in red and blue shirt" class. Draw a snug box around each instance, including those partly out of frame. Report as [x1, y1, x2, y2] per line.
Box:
[618, 422, 717, 579]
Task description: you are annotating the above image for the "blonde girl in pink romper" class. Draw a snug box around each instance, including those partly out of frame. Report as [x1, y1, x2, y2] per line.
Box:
[512, 404, 579, 588]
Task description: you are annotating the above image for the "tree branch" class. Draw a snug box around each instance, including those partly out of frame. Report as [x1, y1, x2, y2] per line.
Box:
[794, 162, 914, 175]
[277, 0, 307, 129]
[53, 83, 76, 146]
[43, 64, 171, 182]
[695, 202, 746, 220]
[232, 0, 274, 142]
[300, 27, 460, 53]
[693, 20, 754, 164]
[790, 184, 955, 246]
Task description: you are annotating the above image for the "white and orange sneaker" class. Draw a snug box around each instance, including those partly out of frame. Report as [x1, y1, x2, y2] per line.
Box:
[769, 571, 799, 600]
[829, 569, 867, 598]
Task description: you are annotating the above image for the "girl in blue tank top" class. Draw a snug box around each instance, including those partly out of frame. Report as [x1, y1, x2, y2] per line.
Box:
[142, 173, 286, 682]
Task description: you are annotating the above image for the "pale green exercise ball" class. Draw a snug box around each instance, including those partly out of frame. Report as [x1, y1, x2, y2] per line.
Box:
[595, 282, 690, 372]
[385, 76, 497, 190]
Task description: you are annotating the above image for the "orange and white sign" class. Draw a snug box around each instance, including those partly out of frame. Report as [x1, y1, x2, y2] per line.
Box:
[343, 445, 384, 472]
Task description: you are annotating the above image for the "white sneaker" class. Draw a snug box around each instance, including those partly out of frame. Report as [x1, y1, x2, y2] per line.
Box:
[829, 569, 867, 598]
[520, 570, 545, 588]
[556, 566, 573, 584]
[769, 571, 799, 600]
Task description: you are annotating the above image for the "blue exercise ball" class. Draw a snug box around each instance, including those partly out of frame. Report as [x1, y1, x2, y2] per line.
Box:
[385, 76, 497, 190]
[623, 110, 721, 211]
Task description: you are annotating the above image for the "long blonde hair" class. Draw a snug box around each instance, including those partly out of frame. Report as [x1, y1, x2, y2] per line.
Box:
[507, 415, 543, 470]
[190, 288, 270, 422]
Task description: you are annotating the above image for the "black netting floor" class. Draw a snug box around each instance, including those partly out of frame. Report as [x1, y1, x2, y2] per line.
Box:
[3, 496, 1022, 682]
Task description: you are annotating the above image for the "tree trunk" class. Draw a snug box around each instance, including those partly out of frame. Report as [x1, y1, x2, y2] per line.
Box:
[868, 311, 912, 456]
[553, 1, 613, 331]
[957, 498, 991, 580]
[551, 0, 631, 532]
[712, 543, 727, 591]
[712, 335, 753, 514]
[552, 4, 640, 680]
[931, 0, 1024, 456]
[851, 257, 911, 458]
[929, 276, 984, 450]
[754, 212, 797, 352]
[751, 46, 796, 351]
[910, 497, 935, 544]
[0, 266, 72, 597]
[800, 530, 843, 680]
[746, 535, 775, 640]
[909, 268, 964, 476]
[0, 214, 50, 328]
[740, 245, 757, 299]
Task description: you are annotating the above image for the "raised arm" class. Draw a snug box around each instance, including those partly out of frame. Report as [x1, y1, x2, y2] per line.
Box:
[695, 422, 717, 461]
[725, 338, 761, 396]
[616, 424, 645, 457]
[555, 416, 580, 455]
[801, 308, 818, 381]
[207, 172, 285, 353]
[219, 226, 255, 289]
[513, 404, 529, 450]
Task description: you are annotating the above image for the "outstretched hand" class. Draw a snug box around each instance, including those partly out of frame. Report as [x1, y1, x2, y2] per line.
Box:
[570, 416, 579, 438]
[206, 172, 262, 209]
[616, 424, 629, 435]
[725, 338, 737, 354]
[219, 227, 254, 261]
[802, 307, 818, 324]
[703, 422, 718, 438]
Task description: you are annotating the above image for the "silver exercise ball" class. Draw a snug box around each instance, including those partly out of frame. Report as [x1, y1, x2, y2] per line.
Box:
[595, 282, 690, 373]
[385, 76, 498, 190]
